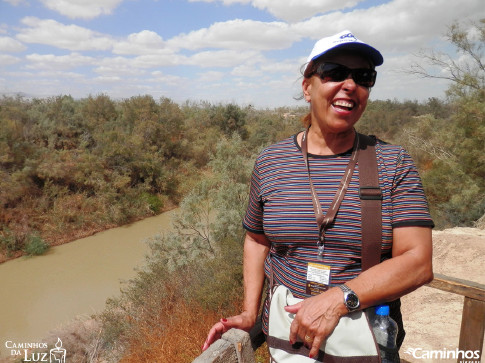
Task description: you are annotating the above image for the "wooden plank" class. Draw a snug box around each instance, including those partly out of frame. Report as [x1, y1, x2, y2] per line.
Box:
[192, 329, 255, 363]
[427, 273, 485, 301]
[223, 329, 256, 363]
[458, 297, 485, 361]
[192, 339, 237, 363]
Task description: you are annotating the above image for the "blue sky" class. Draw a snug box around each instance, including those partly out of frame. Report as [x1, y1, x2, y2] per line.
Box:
[0, 0, 484, 108]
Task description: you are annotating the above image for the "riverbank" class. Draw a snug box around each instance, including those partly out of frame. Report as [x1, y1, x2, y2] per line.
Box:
[0, 208, 178, 360]
[0, 202, 178, 264]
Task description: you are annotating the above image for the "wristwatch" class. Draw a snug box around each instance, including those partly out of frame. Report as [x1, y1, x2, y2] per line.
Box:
[338, 284, 360, 312]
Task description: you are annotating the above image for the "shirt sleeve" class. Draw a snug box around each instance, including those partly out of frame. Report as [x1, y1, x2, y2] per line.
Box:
[242, 159, 265, 234]
[391, 147, 434, 228]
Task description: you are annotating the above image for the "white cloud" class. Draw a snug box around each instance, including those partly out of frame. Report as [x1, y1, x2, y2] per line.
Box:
[112, 30, 167, 55]
[0, 54, 21, 66]
[7, 70, 88, 97]
[16, 17, 113, 51]
[292, 0, 485, 54]
[196, 70, 225, 82]
[252, 0, 362, 22]
[230, 58, 296, 78]
[231, 63, 263, 77]
[39, 0, 124, 20]
[189, 0, 363, 22]
[0, 36, 26, 52]
[93, 75, 122, 83]
[93, 53, 185, 78]
[370, 53, 450, 101]
[148, 71, 183, 86]
[168, 19, 299, 51]
[25, 52, 94, 70]
[94, 56, 148, 76]
[188, 49, 263, 68]
[3, 0, 485, 106]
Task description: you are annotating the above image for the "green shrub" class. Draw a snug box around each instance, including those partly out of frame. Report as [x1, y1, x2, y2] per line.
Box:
[141, 192, 163, 213]
[0, 228, 23, 256]
[23, 234, 50, 256]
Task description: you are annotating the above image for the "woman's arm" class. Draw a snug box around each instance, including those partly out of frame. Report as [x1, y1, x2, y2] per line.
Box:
[286, 226, 433, 359]
[202, 231, 270, 351]
[242, 231, 272, 321]
[347, 226, 433, 307]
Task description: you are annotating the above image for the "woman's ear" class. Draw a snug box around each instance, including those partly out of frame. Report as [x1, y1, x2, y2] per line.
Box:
[302, 78, 312, 103]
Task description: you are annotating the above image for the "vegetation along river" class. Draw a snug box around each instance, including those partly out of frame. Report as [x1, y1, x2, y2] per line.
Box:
[0, 209, 176, 358]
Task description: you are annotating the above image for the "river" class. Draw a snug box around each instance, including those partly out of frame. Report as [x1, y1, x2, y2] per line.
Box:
[0, 209, 176, 358]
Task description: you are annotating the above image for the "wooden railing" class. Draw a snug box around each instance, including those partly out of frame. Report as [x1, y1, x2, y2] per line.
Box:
[192, 273, 485, 363]
[192, 328, 256, 363]
[426, 273, 485, 360]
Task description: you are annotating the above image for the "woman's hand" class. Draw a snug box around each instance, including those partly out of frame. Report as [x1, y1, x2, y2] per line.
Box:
[202, 231, 269, 351]
[201, 311, 257, 351]
[285, 287, 347, 359]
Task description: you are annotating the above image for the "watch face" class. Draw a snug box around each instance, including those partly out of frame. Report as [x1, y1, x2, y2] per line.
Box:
[346, 293, 359, 309]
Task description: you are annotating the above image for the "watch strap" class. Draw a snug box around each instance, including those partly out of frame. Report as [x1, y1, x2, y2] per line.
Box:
[338, 284, 360, 311]
[339, 284, 352, 294]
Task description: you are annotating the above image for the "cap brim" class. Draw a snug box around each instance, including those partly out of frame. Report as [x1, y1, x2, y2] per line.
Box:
[311, 42, 384, 67]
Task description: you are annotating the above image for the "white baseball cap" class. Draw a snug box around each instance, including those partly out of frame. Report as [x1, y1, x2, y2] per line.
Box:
[306, 30, 383, 67]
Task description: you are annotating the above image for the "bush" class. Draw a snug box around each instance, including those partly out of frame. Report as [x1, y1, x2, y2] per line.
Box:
[141, 192, 163, 213]
[0, 229, 22, 256]
[23, 233, 50, 256]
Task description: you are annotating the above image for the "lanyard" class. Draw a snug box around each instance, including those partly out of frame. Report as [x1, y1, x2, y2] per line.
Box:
[300, 127, 360, 259]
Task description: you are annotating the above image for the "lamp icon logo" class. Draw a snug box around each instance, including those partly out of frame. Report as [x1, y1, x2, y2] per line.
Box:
[49, 338, 66, 363]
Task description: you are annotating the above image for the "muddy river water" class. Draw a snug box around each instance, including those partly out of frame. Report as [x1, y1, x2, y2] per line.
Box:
[0, 209, 176, 358]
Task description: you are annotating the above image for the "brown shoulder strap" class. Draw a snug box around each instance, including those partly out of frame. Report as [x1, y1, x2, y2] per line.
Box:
[357, 133, 382, 271]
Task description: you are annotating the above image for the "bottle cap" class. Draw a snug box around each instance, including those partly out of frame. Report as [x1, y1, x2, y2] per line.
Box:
[375, 305, 390, 315]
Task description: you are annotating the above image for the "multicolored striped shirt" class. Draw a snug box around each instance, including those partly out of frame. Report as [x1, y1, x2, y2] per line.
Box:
[242, 133, 434, 333]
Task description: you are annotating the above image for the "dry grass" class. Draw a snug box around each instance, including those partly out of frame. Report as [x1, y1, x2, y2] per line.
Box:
[120, 301, 272, 363]
[120, 299, 233, 363]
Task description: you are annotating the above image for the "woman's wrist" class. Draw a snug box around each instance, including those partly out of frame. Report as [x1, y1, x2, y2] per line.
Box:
[241, 309, 259, 324]
[324, 286, 351, 317]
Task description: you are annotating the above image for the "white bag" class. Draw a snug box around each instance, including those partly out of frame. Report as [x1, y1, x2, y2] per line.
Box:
[267, 285, 380, 363]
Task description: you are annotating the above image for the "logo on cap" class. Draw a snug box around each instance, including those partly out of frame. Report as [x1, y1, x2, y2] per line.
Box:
[340, 32, 357, 41]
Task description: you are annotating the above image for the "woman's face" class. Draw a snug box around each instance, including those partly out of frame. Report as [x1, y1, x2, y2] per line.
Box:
[302, 52, 372, 135]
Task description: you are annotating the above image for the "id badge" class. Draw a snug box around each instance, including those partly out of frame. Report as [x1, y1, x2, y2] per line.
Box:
[306, 262, 330, 295]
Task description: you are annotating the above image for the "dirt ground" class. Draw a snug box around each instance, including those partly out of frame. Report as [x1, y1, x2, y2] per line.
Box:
[399, 227, 485, 363]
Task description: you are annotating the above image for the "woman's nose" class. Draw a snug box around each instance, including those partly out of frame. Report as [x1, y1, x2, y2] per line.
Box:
[342, 75, 357, 91]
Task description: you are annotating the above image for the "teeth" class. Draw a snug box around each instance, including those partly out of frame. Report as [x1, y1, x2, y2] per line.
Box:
[333, 100, 354, 108]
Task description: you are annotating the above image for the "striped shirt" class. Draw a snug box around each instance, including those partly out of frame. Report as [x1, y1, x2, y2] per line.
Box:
[242, 133, 434, 333]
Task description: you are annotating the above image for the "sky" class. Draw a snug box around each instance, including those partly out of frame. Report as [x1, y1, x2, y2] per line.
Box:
[0, 0, 484, 108]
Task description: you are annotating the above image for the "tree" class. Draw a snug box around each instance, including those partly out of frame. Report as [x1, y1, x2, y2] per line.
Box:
[210, 103, 248, 139]
[404, 19, 485, 227]
[408, 19, 485, 99]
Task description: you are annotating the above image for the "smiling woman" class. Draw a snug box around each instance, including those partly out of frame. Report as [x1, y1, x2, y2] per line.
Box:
[202, 29, 434, 363]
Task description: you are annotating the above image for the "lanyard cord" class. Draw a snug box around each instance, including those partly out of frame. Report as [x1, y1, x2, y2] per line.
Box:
[301, 127, 360, 259]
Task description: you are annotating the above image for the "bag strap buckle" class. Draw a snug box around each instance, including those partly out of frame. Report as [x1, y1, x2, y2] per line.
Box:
[359, 186, 382, 200]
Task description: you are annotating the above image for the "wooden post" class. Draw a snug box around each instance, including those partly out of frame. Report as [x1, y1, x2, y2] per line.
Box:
[458, 297, 485, 358]
[192, 329, 256, 363]
[427, 273, 485, 363]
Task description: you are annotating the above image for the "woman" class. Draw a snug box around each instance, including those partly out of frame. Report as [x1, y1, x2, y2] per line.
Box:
[202, 30, 434, 360]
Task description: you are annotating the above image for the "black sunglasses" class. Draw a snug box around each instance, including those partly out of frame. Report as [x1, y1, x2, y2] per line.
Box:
[313, 63, 377, 88]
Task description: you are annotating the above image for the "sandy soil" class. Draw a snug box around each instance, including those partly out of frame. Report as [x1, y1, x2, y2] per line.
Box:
[399, 227, 485, 363]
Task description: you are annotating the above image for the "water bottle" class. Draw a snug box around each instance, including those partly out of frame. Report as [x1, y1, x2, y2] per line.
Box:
[372, 305, 398, 363]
